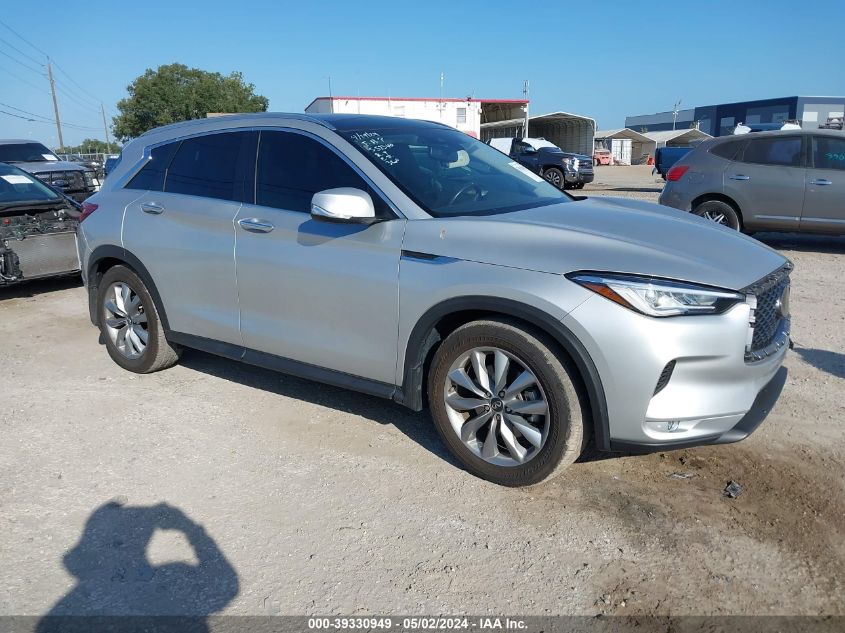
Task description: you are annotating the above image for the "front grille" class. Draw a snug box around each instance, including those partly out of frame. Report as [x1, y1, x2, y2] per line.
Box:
[33, 170, 87, 192]
[744, 264, 792, 353]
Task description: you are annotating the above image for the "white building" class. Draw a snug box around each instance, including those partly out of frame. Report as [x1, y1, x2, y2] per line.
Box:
[305, 96, 528, 138]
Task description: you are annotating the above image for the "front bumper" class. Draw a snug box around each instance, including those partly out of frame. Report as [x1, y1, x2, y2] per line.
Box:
[563, 292, 789, 449]
[608, 365, 787, 452]
[565, 170, 594, 185]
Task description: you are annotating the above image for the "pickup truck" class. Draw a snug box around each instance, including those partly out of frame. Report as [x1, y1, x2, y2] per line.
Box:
[653, 146, 694, 180]
[488, 137, 594, 189]
[0, 139, 98, 202]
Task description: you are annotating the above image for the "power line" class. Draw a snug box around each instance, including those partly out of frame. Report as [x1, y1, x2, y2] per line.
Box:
[0, 101, 101, 129]
[0, 105, 100, 132]
[54, 81, 100, 114]
[53, 60, 102, 106]
[53, 76, 101, 111]
[0, 36, 44, 67]
[0, 47, 45, 75]
[0, 62, 50, 95]
[0, 100, 54, 122]
[0, 17, 49, 59]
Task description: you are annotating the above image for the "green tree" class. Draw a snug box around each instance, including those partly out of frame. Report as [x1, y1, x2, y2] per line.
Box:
[57, 139, 121, 155]
[112, 63, 269, 141]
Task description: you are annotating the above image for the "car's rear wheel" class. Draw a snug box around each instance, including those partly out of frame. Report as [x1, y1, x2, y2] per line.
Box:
[427, 319, 587, 486]
[543, 167, 564, 189]
[97, 265, 180, 373]
[693, 199, 741, 231]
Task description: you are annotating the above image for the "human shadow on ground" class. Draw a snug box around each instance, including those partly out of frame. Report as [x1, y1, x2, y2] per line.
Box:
[36, 500, 238, 633]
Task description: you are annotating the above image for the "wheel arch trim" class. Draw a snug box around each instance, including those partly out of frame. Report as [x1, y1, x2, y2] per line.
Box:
[86, 245, 170, 331]
[397, 296, 611, 451]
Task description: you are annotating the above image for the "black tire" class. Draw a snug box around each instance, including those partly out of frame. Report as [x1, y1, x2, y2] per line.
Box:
[97, 265, 180, 373]
[543, 167, 565, 190]
[427, 318, 588, 487]
[693, 199, 741, 231]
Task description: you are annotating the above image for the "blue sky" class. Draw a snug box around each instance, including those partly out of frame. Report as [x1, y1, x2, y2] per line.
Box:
[1, 0, 843, 147]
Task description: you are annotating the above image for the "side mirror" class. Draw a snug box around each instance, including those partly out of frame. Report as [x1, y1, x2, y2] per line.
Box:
[310, 188, 377, 224]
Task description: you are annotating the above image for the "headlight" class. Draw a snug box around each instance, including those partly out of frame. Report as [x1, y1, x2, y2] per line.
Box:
[561, 157, 572, 167]
[83, 171, 95, 187]
[567, 272, 745, 317]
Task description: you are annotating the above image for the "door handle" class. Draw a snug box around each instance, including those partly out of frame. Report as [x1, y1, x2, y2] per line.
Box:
[810, 179, 833, 186]
[729, 175, 751, 181]
[140, 202, 164, 215]
[237, 218, 275, 233]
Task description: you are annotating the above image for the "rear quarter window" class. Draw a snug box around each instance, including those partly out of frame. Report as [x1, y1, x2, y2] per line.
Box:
[709, 139, 745, 160]
[125, 142, 180, 191]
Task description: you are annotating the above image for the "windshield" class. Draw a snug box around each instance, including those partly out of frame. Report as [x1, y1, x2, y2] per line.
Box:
[338, 125, 569, 217]
[0, 163, 62, 205]
[0, 142, 60, 163]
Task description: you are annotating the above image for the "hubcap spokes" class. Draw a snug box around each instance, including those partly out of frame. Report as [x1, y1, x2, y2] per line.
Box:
[104, 282, 148, 359]
[444, 347, 549, 467]
[704, 211, 727, 225]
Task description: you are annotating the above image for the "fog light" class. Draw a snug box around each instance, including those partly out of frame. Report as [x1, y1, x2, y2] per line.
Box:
[667, 420, 680, 432]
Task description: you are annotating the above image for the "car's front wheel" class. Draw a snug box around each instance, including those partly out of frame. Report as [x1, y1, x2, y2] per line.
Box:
[97, 265, 180, 373]
[543, 167, 564, 189]
[427, 319, 587, 486]
[693, 199, 741, 231]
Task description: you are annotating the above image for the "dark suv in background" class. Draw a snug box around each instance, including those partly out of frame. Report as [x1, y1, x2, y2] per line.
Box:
[0, 140, 98, 202]
[660, 130, 845, 234]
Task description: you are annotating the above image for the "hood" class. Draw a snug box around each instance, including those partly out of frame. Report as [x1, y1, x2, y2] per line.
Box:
[402, 197, 788, 291]
[539, 148, 592, 161]
[12, 160, 88, 174]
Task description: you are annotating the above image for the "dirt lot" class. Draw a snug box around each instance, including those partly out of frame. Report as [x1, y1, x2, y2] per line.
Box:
[1, 169, 843, 620]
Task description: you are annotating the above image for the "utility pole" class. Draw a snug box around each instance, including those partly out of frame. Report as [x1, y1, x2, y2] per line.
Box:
[672, 99, 682, 131]
[523, 80, 530, 138]
[100, 103, 111, 150]
[47, 60, 64, 148]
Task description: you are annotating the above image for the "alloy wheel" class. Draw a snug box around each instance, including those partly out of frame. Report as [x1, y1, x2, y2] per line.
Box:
[443, 347, 549, 467]
[702, 210, 728, 225]
[103, 282, 148, 359]
[544, 171, 562, 187]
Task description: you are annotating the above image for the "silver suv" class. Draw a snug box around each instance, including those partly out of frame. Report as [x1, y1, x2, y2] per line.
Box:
[659, 129, 845, 233]
[78, 113, 791, 486]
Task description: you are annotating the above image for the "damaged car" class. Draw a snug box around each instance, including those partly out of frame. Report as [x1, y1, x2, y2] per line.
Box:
[0, 162, 81, 287]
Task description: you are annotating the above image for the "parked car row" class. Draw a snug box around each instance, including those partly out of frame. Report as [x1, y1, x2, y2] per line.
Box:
[76, 112, 791, 486]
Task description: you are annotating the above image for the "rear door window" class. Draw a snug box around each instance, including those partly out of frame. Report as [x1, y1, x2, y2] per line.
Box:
[164, 131, 257, 202]
[256, 130, 389, 215]
[125, 142, 179, 191]
[811, 136, 845, 171]
[740, 136, 803, 167]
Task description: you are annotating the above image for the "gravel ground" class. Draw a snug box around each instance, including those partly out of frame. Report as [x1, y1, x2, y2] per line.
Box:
[1, 171, 844, 621]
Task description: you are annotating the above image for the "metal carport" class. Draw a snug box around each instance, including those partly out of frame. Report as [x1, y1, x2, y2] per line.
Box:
[643, 128, 712, 149]
[528, 111, 595, 156]
[594, 128, 655, 164]
[481, 110, 596, 156]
